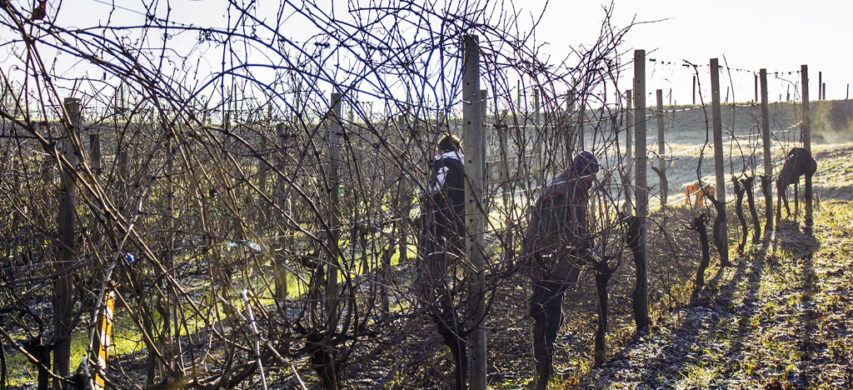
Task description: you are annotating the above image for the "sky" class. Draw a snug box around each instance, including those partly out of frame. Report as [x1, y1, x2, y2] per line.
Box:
[7, 0, 853, 108]
[523, 0, 853, 103]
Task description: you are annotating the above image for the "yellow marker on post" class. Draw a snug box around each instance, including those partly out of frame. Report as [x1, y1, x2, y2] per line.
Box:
[95, 284, 116, 389]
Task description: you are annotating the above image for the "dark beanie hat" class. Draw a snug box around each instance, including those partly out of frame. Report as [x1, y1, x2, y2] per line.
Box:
[573, 151, 600, 176]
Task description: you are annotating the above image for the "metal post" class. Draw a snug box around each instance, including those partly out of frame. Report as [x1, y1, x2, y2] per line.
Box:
[463, 34, 487, 390]
[692, 75, 697, 105]
[710, 58, 729, 266]
[754, 73, 759, 103]
[818, 71, 822, 100]
[801, 65, 813, 235]
[632, 49, 650, 330]
[534, 88, 540, 125]
[517, 79, 521, 112]
[760, 69, 774, 234]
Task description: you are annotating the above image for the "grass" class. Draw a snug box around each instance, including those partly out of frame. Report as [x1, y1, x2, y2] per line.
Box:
[5, 313, 147, 386]
[656, 199, 853, 388]
[4, 226, 421, 385]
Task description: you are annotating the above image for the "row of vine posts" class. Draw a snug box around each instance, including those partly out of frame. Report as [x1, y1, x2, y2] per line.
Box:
[0, 1, 819, 389]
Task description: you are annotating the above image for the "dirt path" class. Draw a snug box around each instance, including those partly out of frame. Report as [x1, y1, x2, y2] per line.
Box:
[583, 200, 853, 389]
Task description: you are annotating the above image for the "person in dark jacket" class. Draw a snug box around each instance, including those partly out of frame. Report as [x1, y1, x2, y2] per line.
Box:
[418, 134, 469, 390]
[423, 134, 466, 257]
[524, 151, 599, 390]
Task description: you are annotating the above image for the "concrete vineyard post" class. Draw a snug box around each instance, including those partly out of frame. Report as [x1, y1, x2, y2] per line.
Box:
[463, 34, 487, 390]
[710, 58, 730, 266]
[274, 123, 289, 301]
[326, 92, 342, 322]
[656, 89, 667, 206]
[624, 89, 633, 214]
[90, 131, 101, 175]
[760, 69, 773, 235]
[481, 89, 489, 196]
[55, 97, 80, 385]
[801, 65, 813, 235]
[632, 50, 650, 331]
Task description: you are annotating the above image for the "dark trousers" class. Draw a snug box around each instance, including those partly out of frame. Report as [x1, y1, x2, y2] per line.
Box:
[529, 254, 580, 388]
[417, 216, 468, 390]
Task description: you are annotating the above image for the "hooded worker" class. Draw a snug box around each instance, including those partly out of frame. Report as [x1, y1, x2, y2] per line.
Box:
[524, 150, 600, 390]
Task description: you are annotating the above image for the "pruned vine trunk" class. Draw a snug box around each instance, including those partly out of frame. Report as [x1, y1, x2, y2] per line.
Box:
[733, 177, 747, 254]
[22, 336, 51, 390]
[708, 195, 730, 267]
[625, 216, 649, 331]
[761, 174, 773, 237]
[690, 214, 711, 289]
[593, 260, 613, 367]
[310, 343, 340, 390]
[743, 176, 761, 243]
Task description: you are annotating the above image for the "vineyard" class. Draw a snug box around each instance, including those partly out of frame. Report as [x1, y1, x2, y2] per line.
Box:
[0, 1, 851, 389]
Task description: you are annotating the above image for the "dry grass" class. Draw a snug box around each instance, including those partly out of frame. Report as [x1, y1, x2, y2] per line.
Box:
[342, 141, 853, 389]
